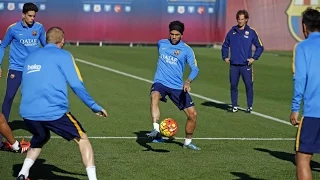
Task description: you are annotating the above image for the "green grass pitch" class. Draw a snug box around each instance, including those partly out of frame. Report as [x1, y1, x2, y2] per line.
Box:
[0, 45, 319, 180]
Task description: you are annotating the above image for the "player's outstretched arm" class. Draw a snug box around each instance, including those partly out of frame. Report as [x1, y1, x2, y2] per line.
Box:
[60, 53, 107, 117]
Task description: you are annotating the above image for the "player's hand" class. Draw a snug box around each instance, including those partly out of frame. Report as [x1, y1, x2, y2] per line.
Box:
[247, 58, 255, 65]
[289, 111, 300, 126]
[183, 81, 191, 92]
[225, 58, 230, 64]
[96, 109, 108, 118]
[0, 68, 2, 78]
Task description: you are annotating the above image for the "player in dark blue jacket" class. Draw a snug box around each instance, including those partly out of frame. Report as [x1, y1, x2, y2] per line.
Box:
[221, 10, 264, 113]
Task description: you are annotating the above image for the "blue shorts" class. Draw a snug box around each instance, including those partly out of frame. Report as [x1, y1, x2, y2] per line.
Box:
[24, 112, 86, 148]
[295, 117, 320, 154]
[150, 82, 194, 110]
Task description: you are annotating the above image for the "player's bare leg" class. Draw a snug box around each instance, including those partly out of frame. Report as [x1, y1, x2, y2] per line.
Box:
[74, 133, 97, 180]
[0, 113, 29, 153]
[296, 152, 312, 180]
[183, 106, 200, 150]
[146, 91, 163, 141]
[0, 113, 16, 144]
[150, 91, 161, 124]
[184, 106, 197, 139]
[17, 148, 41, 179]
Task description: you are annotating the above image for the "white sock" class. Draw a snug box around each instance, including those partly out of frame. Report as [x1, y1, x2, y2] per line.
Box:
[153, 123, 160, 132]
[86, 166, 97, 180]
[12, 140, 19, 150]
[184, 138, 192, 145]
[18, 158, 34, 178]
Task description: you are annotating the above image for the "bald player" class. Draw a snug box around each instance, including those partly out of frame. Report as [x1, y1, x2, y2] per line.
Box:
[16, 27, 107, 180]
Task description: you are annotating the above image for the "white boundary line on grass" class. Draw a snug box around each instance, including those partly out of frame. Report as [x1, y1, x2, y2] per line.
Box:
[75, 58, 292, 126]
[16, 136, 294, 141]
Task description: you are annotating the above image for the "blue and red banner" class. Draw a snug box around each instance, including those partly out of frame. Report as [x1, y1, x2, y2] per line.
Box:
[0, 0, 227, 44]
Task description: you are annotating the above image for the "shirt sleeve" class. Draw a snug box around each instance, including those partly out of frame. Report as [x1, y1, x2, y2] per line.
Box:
[251, 29, 264, 60]
[291, 43, 307, 113]
[0, 26, 14, 66]
[39, 25, 46, 47]
[186, 47, 199, 81]
[59, 53, 103, 112]
[221, 31, 230, 60]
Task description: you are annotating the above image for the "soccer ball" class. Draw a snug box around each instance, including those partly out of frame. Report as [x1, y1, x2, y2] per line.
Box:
[160, 118, 178, 137]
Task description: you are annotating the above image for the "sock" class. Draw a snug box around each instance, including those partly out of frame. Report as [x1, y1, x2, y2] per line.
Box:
[184, 138, 192, 145]
[153, 123, 159, 132]
[86, 166, 97, 180]
[11, 140, 19, 151]
[18, 158, 34, 178]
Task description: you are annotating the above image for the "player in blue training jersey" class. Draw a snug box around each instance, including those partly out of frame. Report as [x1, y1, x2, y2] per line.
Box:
[146, 21, 200, 150]
[221, 10, 264, 113]
[16, 27, 107, 180]
[290, 8, 320, 180]
[0, 2, 46, 150]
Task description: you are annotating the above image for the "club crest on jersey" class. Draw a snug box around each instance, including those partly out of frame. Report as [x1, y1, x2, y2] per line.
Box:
[286, 0, 319, 42]
[32, 30, 37, 36]
[174, 50, 180, 55]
